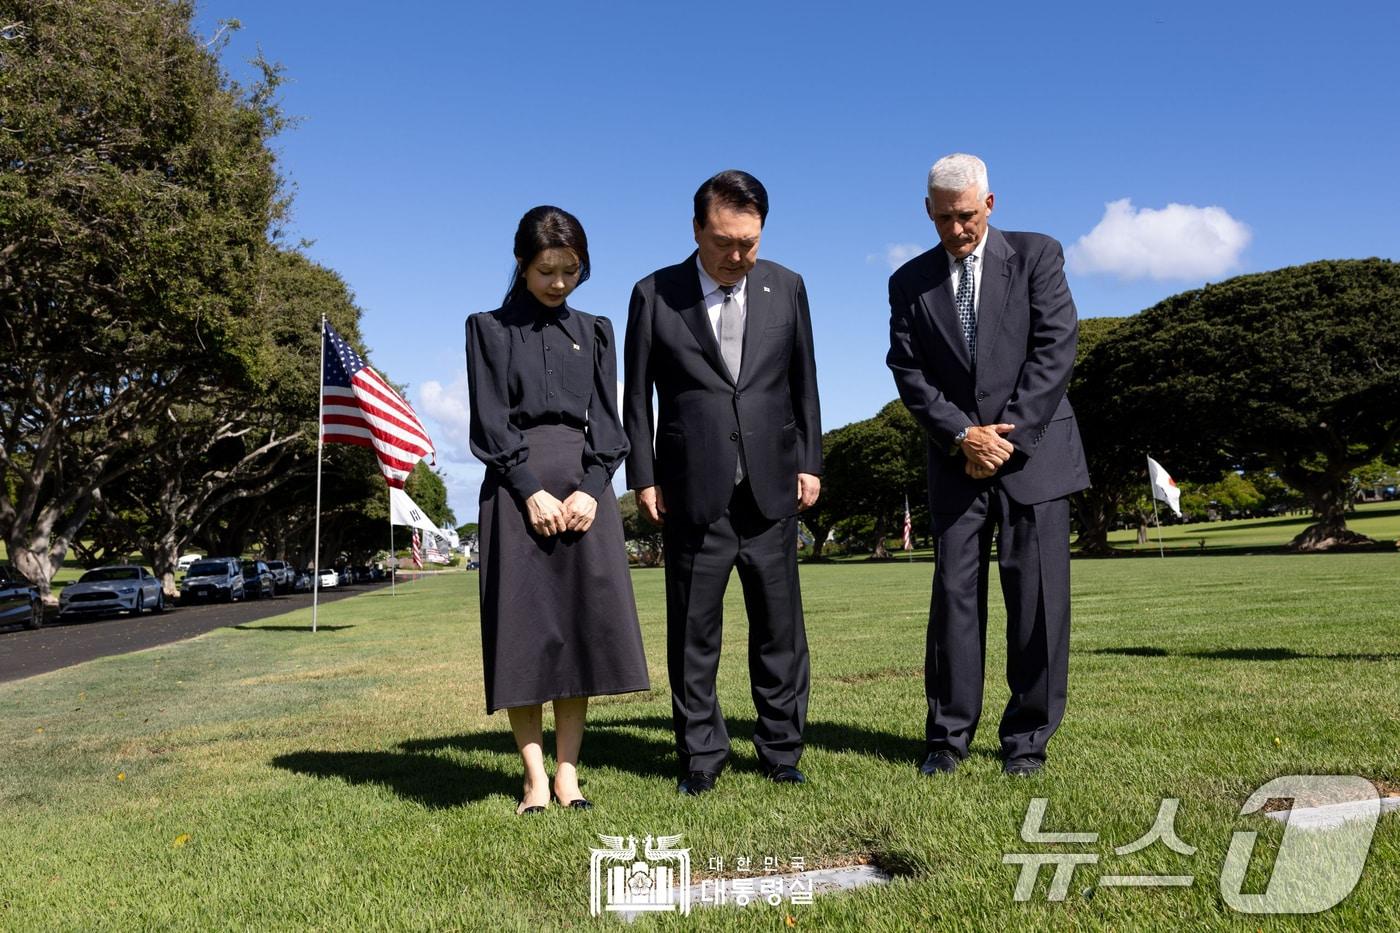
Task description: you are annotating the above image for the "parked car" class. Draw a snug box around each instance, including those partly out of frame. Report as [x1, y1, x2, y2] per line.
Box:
[337, 567, 353, 586]
[1, 565, 43, 630]
[176, 553, 205, 572]
[59, 565, 164, 618]
[180, 558, 245, 603]
[317, 568, 339, 589]
[265, 560, 294, 594]
[292, 572, 311, 593]
[241, 560, 275, 600]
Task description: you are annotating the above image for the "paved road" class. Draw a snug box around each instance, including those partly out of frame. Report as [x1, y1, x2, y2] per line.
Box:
[0, 583, 393, 684]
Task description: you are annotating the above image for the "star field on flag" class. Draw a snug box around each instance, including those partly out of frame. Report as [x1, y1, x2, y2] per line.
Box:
[321, 320, 435, 488]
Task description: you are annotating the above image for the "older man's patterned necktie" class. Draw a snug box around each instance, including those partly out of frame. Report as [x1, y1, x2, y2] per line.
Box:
[956, 255, 977, 361]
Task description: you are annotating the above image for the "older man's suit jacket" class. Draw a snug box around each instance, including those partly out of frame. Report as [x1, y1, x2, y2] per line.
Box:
[624, 253, 823, 525]
[887, 226, 1090, 512]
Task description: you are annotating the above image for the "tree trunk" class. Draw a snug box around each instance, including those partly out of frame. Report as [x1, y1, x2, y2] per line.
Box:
[146, 531, 182, 598]
[870, 515, 891, 559]
[3, 493, 97, 603]
[1071, 488, 1118, 555]
[1136, 519, 1149, 545]
[1288, 476, 1375, 551]
[804, 518, 833, 561]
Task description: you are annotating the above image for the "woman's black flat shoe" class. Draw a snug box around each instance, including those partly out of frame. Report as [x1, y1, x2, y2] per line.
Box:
[553, 793, 593, 811]
[519, 804, 547, 815]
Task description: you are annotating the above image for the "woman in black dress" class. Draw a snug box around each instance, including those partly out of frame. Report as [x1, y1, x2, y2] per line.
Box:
[467, 206, 649, 814]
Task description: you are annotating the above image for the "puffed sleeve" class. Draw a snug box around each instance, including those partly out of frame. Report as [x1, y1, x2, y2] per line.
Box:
[466, 313, 542, 501]
[577, 315, 629, 499]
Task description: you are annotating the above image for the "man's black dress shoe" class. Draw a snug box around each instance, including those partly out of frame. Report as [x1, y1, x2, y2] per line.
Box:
[1002, 756, 1044, 776]
[766, 764, 806, 784]
[920, 751, 960, 775]
[678, 771, 720, 796]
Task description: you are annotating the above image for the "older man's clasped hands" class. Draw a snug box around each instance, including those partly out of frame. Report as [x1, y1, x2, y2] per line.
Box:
[960, 422, 1016, 480]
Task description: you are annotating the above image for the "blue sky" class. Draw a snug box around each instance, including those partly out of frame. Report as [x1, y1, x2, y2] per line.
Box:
[196, 1, 1399, 522]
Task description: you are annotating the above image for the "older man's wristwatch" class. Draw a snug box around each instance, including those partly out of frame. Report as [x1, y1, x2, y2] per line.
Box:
[951, 426, 970, 454]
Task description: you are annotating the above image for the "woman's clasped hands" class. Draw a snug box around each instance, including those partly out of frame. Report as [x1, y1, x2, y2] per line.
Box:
[526, 490, 597, 537]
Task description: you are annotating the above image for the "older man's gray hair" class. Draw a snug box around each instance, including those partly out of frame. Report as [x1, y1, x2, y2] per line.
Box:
[928, 153, 989, 198]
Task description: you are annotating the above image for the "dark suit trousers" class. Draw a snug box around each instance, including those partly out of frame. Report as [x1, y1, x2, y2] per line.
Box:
[927, 485, 1071, 761]
[662, 481, 810, 773]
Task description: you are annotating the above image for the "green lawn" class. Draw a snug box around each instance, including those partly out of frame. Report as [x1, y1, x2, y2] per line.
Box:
[2, 556, 1398, 930]
[1105, 500, 1400, 553]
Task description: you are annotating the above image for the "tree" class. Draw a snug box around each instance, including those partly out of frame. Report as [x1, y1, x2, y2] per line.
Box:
[1179, 472, 1265, 521]
[821, 401, 924, 558]
[1083, 260, 1400, 551]
[1071, 312, 1235, 553]
[0, 1, 287, 597]
[617, 490, 663, 567]
[797, 427, 845, 560]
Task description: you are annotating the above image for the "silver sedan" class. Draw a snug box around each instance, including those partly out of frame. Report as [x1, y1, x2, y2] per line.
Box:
[58, 565, 165, 618]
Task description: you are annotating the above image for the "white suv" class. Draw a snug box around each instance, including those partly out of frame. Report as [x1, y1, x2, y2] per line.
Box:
[180, 558, 245, 603]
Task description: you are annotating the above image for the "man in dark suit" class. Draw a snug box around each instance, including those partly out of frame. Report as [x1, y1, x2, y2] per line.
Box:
[624, 170, 823, 795]
[886, 153, 1089, 777]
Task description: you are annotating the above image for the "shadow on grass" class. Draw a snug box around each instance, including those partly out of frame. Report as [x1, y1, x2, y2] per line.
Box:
[403, 725, 677, 779]
[271, 750, 517, 808]
[279, 712, 931, 808]
[588, 715, 926, 771]
[231, 624, 354, 632]
[1088, 646, 1400, 662]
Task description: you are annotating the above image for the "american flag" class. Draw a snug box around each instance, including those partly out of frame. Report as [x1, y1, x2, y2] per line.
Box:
[321, 320, 435, 489]
[902, 495, 913, 552]
[411, 530, 424, 569]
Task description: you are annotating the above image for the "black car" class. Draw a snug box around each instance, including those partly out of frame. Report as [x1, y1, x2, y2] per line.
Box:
[1, 565, 43, 630]
[241, 560, 275, 600]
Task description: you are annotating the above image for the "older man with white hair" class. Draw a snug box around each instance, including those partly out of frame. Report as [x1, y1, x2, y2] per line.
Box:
[886, 153, 1090, 777]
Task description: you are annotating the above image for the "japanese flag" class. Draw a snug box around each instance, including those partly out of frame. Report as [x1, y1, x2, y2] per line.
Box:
[1147, 457, 1182, 517]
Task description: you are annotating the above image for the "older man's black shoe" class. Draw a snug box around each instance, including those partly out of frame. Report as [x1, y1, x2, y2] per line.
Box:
[1002, 756, 1044, 776]
[920, 751, 960, 776]
[678, 771, 720, 796]
[766, 764, 806, 784]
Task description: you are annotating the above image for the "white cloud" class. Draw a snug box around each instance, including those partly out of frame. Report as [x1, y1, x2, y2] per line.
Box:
[418, 372, 474, 464]
[1068, 198, 1250, 281]
[869, 242, 926, 272]
[438, 463, 485, 518]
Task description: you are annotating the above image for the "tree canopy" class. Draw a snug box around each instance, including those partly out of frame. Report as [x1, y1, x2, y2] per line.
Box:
[0, 2, 427, 594]
[1077, 259, 1400, 550]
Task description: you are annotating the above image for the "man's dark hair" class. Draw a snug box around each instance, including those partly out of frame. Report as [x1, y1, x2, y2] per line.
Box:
[504, 205, 591, 303]
[693, 170, 769, 228]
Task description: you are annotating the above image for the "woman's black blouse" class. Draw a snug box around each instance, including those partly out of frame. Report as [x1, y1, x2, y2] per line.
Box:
[466, 293, 629, 501]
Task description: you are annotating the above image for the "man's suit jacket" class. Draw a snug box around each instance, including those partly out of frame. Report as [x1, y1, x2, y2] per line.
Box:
[887, 226, 1090, 513]
[624, 253, 823, 526]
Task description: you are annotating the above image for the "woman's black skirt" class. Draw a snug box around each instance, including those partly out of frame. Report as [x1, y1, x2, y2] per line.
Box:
[478, 424, 649, 713]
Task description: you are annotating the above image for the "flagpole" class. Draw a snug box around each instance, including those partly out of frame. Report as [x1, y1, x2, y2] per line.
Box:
[1147, 456, 1165, 559]
[388, 488, 396, 596]
[312, 316, 326, 632]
